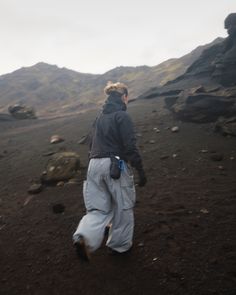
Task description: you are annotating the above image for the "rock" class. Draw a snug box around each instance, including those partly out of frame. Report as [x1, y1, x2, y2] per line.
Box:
[41, 152, 81, 184]
[171, 126, 179, 133]
[217, 13, 236, 87]
[210, 153, 224, 161]
[50, 135, 64, 144]
[24, 196, 34, 206]
[68, 178, 81, 185]
[172, 154, 178, 158]
[200, 208, 209, 214]
[153, 128, 160, 133]
[52, 204, 65, 214]
[159, 13, 236, 125]
[28, 184, 43, 194]
[200, 149, 208, 153]
[42, 151, 56, 157]
[149, 140, 156, 144]
[160, 155, 169, 160]
[57, 181, 64, 187]
[194, 85, 221, 93]
[215, 116, 236, 136]
[8, 104, 37, 119]
[167, 89, 235, 123]
[78, 135, 90, 145]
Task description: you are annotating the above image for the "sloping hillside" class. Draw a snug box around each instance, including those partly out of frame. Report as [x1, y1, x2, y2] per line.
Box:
[0, 38, 222, 117]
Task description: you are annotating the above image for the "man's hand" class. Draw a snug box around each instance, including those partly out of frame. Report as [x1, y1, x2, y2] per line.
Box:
[138, 169, 147, 187]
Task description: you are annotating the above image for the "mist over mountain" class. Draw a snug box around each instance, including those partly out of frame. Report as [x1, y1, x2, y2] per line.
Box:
[0, 38, 222, 117]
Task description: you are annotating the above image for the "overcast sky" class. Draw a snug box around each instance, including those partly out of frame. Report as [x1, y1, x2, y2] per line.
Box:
[0, 0, 235, 75]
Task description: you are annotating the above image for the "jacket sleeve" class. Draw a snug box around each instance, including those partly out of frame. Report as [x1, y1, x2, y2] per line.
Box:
[116, 111, 143, 171]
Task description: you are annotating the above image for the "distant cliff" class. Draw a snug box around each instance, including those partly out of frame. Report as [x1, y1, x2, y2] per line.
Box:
[139, 13, 236, 135]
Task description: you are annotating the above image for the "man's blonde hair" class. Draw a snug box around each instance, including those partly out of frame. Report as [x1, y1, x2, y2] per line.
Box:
[104, 81, 128, 96]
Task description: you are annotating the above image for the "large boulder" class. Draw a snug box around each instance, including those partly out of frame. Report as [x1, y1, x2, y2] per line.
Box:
[212, 13, 236, 87]
[41, 152, 81, 183]
[165, 87, 236, 123]
[8, 104, 37, 119]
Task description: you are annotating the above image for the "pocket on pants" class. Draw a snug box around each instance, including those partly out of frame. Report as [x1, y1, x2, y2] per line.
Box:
[120, 172, 136, 209]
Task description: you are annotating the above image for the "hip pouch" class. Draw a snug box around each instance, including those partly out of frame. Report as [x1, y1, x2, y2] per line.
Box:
[110, 156, 123, 179]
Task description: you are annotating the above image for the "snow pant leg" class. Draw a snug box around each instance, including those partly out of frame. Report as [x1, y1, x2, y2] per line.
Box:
[106, 165, 136, 253]
[73, 158, 113, 252]
[106, 208, 134, 252]
[73, 210, 113, 252]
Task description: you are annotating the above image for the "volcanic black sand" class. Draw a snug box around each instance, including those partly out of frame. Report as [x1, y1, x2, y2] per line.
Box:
[0, 98, 236, 295]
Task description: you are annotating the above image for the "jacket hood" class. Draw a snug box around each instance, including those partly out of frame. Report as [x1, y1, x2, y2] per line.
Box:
[102, 93, 127, 114]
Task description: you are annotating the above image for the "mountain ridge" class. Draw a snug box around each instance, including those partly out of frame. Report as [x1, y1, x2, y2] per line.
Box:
[0, 38, 223, 117]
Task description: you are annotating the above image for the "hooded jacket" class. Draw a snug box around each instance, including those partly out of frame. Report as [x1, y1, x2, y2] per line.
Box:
[89, 93, 143, 171]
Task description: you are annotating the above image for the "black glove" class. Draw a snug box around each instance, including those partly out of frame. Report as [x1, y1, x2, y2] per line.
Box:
[137, 169, 147, 187]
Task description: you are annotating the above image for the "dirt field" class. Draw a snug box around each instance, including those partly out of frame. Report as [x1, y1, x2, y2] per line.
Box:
[0, 98, 236, 295]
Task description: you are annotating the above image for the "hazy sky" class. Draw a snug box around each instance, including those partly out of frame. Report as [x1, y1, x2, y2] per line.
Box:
[0, 0, 235, 75]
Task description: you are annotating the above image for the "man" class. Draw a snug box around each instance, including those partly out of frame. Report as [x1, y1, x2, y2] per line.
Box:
[73, 82, 147, 261]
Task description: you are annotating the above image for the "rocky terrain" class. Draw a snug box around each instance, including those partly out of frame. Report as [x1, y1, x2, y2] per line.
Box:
[0, 96, 236, 295]
[139, 14, 236, 136]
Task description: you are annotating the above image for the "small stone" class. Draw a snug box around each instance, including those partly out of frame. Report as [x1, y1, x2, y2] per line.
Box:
[160, 155, 169, 160]
[67, 178, 80, 185]
[153, 127, 160, 133]
[153, 257, 158, 261]
[230, 156, 234, 160]
[136, 133, 142, 137]
[43, 151, 56, 157]
[57, 181, 64, 187]
[28, 184, 43, 194]
[138, 242, 144, 247]
[210, 153, 223, 161]
[50, 135, 64, 144]
[200, 149, 208, 153]
[52, 204, 65, 214]
[172, 154, 178, 158]
[49, 166, 55, 172]
[153, 127, 161, 133]
[200, 208, 209, 214]
[149, 140, 156, 144]
[78, 136, 88, 144]
[171, 126, 179, 133]
[218, 165, 224, 170]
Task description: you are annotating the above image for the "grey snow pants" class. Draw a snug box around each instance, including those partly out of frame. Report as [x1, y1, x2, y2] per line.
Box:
[73, 158, 136, 253]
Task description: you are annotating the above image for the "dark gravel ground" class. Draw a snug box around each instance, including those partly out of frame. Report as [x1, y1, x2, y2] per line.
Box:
[0, 98, 236, 295]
